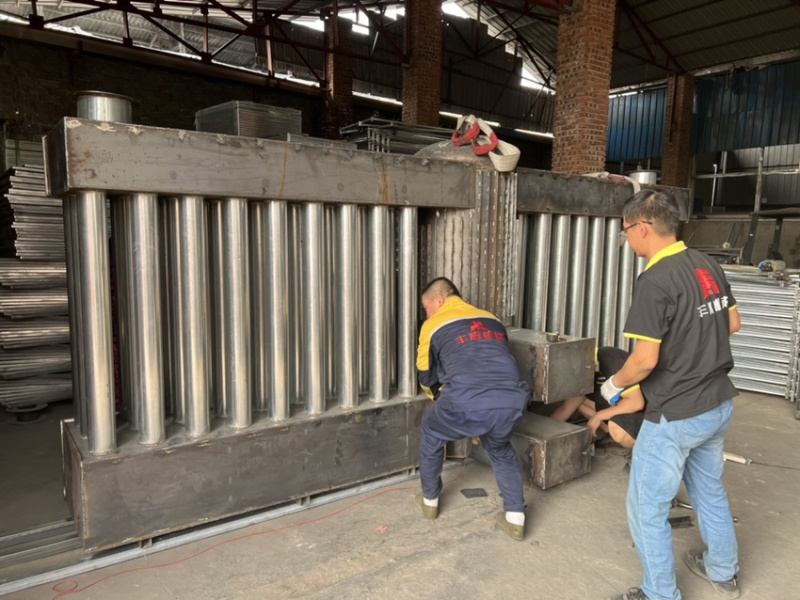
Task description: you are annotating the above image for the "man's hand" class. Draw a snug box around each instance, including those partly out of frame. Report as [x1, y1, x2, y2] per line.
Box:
[600, 375, 624, 404]
[587, 413, 605, 436]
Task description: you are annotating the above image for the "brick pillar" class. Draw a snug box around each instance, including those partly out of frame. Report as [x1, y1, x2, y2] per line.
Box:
[551, 0, 616, 175]
[661, 74, 695, 188]
[321, 17, 353, 139]
[402, 0, 441, 126]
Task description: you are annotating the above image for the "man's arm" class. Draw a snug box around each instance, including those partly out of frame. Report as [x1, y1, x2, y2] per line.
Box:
[729, 307, 741, 334]
[588, 388, 645, 434]
[608, 340, 660, 389]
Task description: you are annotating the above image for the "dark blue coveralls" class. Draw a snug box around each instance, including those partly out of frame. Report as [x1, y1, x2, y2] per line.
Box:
[416, 296, 530, 511]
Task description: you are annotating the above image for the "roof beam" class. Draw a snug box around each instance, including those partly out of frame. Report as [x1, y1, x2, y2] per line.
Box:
[618, 0, 684, 73]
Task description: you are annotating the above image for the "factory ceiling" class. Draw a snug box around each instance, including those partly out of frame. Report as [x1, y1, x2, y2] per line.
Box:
[0, 1, 799, 92]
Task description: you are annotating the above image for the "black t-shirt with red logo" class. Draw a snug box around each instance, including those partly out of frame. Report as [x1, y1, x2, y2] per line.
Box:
[623, 242, 739, 423]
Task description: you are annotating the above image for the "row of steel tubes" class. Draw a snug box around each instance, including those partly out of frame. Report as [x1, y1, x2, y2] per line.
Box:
[520, 213, 646, 349]
[66, 193, 418, 455]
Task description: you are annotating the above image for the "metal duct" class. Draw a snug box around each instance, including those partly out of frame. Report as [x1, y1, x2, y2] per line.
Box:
[110, 202, 133, 429]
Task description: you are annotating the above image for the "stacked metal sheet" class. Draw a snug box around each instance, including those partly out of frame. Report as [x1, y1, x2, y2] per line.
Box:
[0, 166, 66, 261]
[340, 118, 454, 154]
[195, 101, 302, 139]
[2, 140, 44, 171]
[723, 265, 800, 401]
[0, 258, 71, 409]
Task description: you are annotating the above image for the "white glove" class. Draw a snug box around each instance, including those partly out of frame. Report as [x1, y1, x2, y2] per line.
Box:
[600, 375, 624, 403]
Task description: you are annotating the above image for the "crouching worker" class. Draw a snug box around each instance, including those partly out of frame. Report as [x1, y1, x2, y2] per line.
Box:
[550, 346, 646, 449]
[415, 277, 530, 540]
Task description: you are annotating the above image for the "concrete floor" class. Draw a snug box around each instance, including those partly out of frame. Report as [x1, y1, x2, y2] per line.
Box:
[1, 392, 799, 599]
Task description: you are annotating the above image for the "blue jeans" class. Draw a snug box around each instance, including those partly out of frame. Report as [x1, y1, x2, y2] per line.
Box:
[419, 402, 525, 511]
[627, 400, 738, 600]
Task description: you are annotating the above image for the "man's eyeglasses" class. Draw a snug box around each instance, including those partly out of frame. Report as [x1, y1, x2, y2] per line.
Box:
[619, 221, 652, 246]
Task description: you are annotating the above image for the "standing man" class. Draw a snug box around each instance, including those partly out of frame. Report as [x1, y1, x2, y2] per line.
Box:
[602, 191, 742, 600]
[415, 277, 530, 540]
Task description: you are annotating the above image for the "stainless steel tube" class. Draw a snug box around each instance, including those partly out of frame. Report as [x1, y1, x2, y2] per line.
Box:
[159, 200, 175, 419]
[171, 196, 211, 437]
[337, 204, 359, 408]
[266, 201, 289, 421]
[121, 194, 164, 445]
[287, 204, 304, 404]
[565, 216, 588, 337]
[75, 191, 116, 455]
[250, 202, 268, 413]
[207, 199, 227, 418]
[513, 216, 529, 328]
[388, 210, 397, 390]
[223, 198, 251, 428]
[325, 206, 337, 399]
[546, 215, 571, 334]
[583, 217, 607, 345]
[599, 218, 621, 347]
[616, 243, 636, 351]
[369, 206, 390, 403]
[525, 213, 551, 331]
[167, 198, 186, 424]
[302, 202, 326, 414]
[63, 196, 87, 438]
[111, 202, 134, 429]
[397, 207, 418, 398]
[358, 208, 369, 395]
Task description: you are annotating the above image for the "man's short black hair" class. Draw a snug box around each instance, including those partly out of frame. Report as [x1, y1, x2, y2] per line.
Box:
[621, 190, 681, 237]
[422, 277, 461, 300]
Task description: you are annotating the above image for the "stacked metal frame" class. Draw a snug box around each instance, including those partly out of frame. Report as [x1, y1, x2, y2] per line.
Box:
[722, 266, 800, 400]
[0, 166, 65, 261]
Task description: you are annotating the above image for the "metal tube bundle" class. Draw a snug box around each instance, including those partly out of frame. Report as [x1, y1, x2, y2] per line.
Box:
[525, 213, 551, 331]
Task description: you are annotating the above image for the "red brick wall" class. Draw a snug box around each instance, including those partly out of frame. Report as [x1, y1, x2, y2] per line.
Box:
[401, 0, 441, 126]
[0, 35, 320, 142]
[551, 0, 616, 175]
[322, 17, 354, 139]
[661, 74, 695, 187]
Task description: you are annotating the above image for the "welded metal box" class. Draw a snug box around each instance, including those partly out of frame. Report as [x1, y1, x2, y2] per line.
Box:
[508, 328, 594, 404]
[512, 412, 592, 489]
[471, 412, 592, 489]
